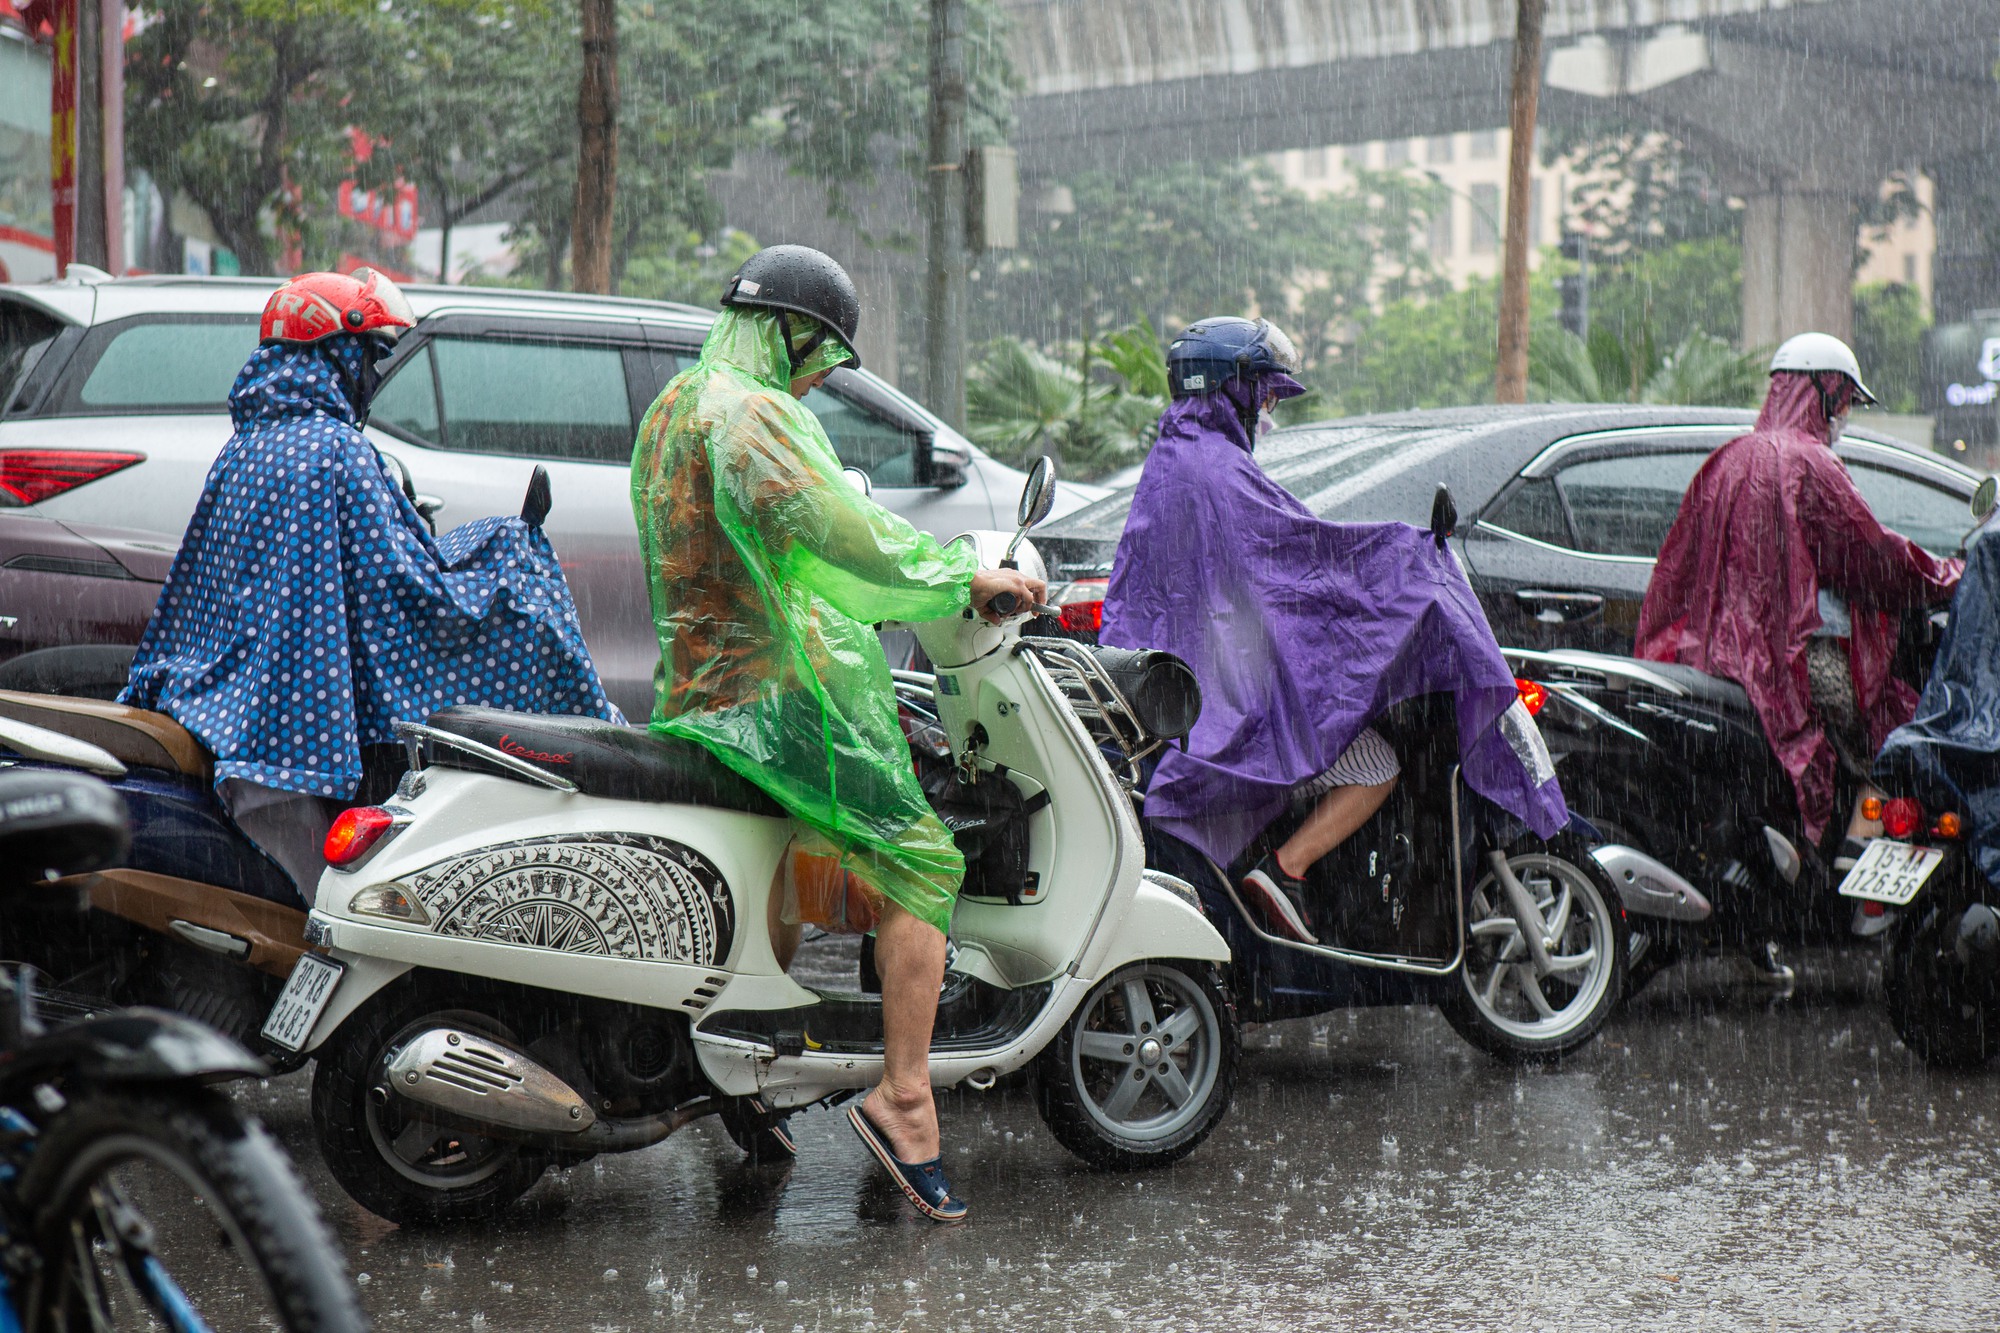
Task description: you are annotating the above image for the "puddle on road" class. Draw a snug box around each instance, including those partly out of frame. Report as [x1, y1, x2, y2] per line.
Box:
[235, 951, 1999, 1331]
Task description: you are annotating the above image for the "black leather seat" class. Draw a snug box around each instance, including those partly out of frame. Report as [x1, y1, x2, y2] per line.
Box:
[425, 707, 784, 817]
[1637, 661, 1753, 714]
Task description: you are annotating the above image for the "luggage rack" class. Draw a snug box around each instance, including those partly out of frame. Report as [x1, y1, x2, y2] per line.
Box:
[1018, 638, 1168, 791]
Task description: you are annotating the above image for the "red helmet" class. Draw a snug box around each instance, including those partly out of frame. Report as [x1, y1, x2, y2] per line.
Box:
[260, 267, 415, 346]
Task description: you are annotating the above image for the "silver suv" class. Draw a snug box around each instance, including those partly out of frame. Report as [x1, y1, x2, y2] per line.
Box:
[0, 274, 1094, 718]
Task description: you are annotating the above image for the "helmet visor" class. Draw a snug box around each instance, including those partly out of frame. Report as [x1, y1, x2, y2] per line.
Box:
[353, 267, 415, 343]
[1258, 320, 1303, 375]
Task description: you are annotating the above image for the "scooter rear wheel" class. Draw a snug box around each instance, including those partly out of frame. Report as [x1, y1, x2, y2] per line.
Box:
[310, 989, 551, 1225]
[1034, 960, 1237, 1170]
[1441, 831, 1627, 1064]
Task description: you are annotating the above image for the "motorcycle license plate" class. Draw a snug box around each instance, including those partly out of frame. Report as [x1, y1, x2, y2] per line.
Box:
[1836, 839, 1943, 907]
[260, 953, 345, 1052]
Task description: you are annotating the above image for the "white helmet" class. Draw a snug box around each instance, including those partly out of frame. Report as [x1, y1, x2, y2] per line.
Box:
[1769, 332, 1877, 405]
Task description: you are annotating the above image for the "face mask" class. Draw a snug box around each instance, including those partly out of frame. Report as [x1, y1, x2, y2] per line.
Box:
[1256, 408, 1276, 440]
[1827, 409, 1849, 445]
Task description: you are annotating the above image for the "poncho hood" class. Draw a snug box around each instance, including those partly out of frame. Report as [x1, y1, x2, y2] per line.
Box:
[123, 340, 619, 798]
[700, 306, 852, 393]
[1876, 526, 2000, 888]
[1101, 394, 1568, 866]
[1635, 372, 1961, 840]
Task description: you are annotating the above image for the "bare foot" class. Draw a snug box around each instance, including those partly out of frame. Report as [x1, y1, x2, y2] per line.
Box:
[860, 1079, 940, 1162]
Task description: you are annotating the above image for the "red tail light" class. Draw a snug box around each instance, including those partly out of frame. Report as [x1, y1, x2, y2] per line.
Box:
[324, 806, 398, 867]
[1053, 576, 1109, 635]
[1881, 797, 1924, 840]
[1059, 599, 1104, 634]
[1514, 678, 1548, 716]
[0, 450, 145, 505]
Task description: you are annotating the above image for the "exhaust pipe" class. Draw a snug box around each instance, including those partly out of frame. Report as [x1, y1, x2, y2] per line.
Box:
[1589, 844, 1713, 923]
[383, 1028, 596, 1136]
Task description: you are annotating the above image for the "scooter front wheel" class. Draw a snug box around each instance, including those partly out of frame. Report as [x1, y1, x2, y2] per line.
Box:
[1441, 831, 1627, 1064]
[1034, 960, 1237, 1170]
[310, 988, 551, 1225]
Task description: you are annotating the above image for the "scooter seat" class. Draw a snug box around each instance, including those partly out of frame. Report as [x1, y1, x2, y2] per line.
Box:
[1632, 662, 1753, 713]
[425, 707, 785, 817]
[0, 690, 212, 779]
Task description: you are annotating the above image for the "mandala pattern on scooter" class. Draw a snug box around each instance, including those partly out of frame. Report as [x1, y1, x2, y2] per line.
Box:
[404, 834, 735, 965]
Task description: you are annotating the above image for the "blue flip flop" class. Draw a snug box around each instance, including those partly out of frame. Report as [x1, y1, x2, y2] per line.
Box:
[847, 1103, 968, 1222]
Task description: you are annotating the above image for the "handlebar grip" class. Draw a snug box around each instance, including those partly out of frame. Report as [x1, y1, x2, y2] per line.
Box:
[987, 591, 1021, 616]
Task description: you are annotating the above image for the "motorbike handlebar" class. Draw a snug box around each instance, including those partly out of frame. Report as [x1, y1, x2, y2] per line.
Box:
[983, 592, 1061, 619]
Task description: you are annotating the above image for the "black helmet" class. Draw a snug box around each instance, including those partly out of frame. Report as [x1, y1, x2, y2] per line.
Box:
[721, 244, 862, 371]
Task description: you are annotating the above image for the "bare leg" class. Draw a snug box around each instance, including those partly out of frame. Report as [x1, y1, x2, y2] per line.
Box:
[1846, 782, 1887, 843]
[1275, 776, 1398, 881]
[860, 902, 947, 1161]
[767, 872, 801, 973]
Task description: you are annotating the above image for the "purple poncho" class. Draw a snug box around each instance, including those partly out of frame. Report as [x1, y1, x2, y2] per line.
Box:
[1100, 393, 1568, 865]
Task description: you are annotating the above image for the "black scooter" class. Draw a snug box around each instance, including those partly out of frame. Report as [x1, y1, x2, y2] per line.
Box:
[1512, 606, 1948, 993]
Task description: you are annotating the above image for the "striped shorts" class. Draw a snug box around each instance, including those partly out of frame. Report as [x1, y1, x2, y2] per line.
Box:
[1294, 726, 1402, 798]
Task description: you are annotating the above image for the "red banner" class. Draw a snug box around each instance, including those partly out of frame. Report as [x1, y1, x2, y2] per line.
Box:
[48, 0, 76, 272]
[337, 180, 419, 246]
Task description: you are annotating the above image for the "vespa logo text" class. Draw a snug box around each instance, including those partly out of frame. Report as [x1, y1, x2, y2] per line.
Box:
[496, 734, 574, 765]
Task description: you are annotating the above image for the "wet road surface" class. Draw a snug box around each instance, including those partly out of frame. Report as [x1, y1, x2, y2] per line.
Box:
[240, 945, 2000, 1331]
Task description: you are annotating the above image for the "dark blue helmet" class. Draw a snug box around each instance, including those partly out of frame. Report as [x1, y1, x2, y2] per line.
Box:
[1166, 317, 1303, 399]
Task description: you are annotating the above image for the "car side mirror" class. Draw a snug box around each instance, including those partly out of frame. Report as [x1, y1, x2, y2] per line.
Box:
[842, 466, 873, 498]
[917, 432, 969, 489]
[1959, 476, 1997, 556]
[1429, 483, 1457, 548]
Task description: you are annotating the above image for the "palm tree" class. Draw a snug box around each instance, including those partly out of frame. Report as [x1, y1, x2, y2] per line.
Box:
[1533, 325, 1766, 407]
[965, 324, 1167, 480]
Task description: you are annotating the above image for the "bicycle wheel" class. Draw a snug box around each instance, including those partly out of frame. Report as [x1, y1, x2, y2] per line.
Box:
[19, 1089, 370, 1333]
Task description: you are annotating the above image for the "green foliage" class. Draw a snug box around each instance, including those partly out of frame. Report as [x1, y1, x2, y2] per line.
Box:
[1531, 325, 1764, 407]
[975, 160, 1443, 359]
[124, 0, 382, 273]
[965, 323, 1166, 481]
[1852, 282, 1930, 414]
[1538, 122, 1740, 258]
[1306, 275, 1554, 417]
[1589, 236, 1743, 354]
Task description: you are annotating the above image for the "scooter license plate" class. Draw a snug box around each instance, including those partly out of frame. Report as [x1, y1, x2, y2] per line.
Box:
[260, 953, 345, 1052]
[1837, 839, 1943, 907]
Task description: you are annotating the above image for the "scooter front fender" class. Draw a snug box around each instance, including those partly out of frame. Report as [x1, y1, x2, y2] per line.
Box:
[0, 1009, 267, 1094]
[1079, 870, 1230, 976]
[296, 947, 413, 1055]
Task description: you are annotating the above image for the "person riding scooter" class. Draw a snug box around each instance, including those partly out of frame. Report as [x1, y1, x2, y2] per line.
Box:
[1634, 332, 1962, 979]
[1100, 315, 1568, 943]
[121, 267, 619, 900]
[629, 244, 1041, 1222]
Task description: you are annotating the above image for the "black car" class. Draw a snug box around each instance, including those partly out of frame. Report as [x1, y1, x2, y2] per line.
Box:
[1035, 404, 1984, 652]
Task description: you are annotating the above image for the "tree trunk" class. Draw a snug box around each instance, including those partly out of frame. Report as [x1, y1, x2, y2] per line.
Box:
[437, 214, 455, 283]
[1494, 0, 1545, 404]
[922, 0, 967, 428]
[570, 0, 618, 294]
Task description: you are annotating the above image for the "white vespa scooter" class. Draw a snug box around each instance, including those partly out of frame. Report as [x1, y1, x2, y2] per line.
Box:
[261, 460, 1237, 1224]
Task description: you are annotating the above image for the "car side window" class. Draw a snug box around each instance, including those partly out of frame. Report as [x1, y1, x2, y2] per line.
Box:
[801, 380, 926, 486]
[370, 345, 440, 444]
[1553, 451, 1710, 558]
[1845, 462, 1968, 557]
[1483, 477, 1573, 546]
[430, 335, 634, 463]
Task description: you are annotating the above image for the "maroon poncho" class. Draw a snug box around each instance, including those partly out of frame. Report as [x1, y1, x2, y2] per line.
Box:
[1633, 373, 1961, 840]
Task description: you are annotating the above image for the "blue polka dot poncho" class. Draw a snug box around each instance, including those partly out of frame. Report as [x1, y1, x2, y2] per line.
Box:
[121, 335, 620, 798]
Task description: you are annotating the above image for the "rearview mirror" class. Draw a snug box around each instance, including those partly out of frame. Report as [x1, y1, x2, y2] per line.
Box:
[1018, 456, 1057, 530]
[1974, 477, 1996, 521]
[1429, 483, 1458, 548]
[842, 466, 873, 498]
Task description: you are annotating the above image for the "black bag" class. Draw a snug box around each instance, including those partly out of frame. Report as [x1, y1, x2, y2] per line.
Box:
[921, 762, 1048, 904]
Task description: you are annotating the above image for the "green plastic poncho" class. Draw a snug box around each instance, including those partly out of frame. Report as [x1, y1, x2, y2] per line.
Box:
[631, 308, 980, 935]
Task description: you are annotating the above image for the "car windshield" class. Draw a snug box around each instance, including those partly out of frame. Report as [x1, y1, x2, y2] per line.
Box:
[1039, 424, 1462, 541]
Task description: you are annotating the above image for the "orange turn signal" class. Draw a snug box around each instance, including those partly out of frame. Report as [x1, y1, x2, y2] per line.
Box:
[1860, 796, 1884, 821]
[1934, 812, 1964, 840]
